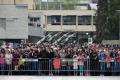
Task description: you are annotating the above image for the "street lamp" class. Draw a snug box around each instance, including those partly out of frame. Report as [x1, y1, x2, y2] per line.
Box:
[86, 32, 93, 44]
[116, 10, 120, 40]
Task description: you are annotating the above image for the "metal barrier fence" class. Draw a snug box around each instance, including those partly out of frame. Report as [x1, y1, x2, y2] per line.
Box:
[0, 58, 120, 76]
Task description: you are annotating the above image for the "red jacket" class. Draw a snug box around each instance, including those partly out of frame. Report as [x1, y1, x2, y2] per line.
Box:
[53, 58, 61, 70]
[106, 55, 111, 64]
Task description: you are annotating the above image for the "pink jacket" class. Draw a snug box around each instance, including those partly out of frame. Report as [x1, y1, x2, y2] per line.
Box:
[53, 58, 61, 70]
[0, 57, 5, 64]
[78, 55, 84, 65]
[106, 55, 111, 64]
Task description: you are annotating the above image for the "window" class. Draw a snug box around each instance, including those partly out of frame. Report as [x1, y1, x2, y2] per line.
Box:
[0, 18, 6, 29]
[47, 16, 61, 25]
[78, 16, 91, 25]
[34, 17, 40, 22]
[37, 24, 41, 27]
[28, 23, 34, 26]
[63, 16, 76, 25]
[28, 17, 41, 27]
[93, 16, 96, 25]
[29, 17, 34, 22]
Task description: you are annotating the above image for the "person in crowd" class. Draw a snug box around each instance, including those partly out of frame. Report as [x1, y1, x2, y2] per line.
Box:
[0, 53, 5, 75]
[12, 49, 20, 70]
[5, 49, 13, 75]
[73, 54, 78, 75]
[65, 48, 73, 75]
[116, 50, 120, 75]
[29, 48, 39, 71]
[53, 55, 61, 75]
[47, 48, 55, 75]
[98, 49, 106, 75]
[89, 49, 99, 76]
[106, 53, 111, 70]
[78, 52, 85, 76]
[110, 49, 117, 75]
[59, 49, 67, 75]
[0, 48, 6, 54]
[22, 49, 30, 58]
[40, 47, 49, 75]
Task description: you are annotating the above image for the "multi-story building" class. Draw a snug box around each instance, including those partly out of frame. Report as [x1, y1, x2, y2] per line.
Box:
[28, 0, 97, 44]
[0, 0, 97, 44]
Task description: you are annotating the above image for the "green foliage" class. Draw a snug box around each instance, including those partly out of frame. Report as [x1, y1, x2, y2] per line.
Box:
[96, 0, 120, 41]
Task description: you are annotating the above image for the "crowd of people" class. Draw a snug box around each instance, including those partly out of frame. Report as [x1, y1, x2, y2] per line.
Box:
[0, 43, 120, 76]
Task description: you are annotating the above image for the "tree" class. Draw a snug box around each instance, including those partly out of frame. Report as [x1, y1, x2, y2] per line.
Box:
[96, 0, 120, 42]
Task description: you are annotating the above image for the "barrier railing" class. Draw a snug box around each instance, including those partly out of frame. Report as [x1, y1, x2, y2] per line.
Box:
[0, 58, 120, 76]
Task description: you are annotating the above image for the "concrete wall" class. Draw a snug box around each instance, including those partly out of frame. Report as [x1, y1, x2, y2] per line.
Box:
[0, 0, 14, 4]
[46, 25, 96, 32]
[28, 27, 44, 37]
[30, 10, 95, 16]
[0, 4, 28, 39]
[0, 0, 34, 10]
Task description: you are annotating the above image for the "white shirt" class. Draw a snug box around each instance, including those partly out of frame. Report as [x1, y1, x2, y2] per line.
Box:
[5, 54, 13, 65]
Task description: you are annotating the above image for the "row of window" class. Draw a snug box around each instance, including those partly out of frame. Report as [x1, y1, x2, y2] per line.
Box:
[34, 0, 96, 10]
[28, 15, 96, 27]
[28, 16, 40, 22]
[35, 3, 93, 10]
[47, 15, 96, 25]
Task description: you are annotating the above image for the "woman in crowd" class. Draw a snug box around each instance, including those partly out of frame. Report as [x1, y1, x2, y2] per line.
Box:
[73, 54, 78, 75]
[53, 55, 61, 75]
[0, 53, 5, 75]
[5, 49, 13, 75]
[12, 49, 20, 70]
[78, 52, 85, 76]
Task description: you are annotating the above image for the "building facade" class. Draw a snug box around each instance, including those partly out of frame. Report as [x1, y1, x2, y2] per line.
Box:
[0, 0, 97, 44]
[0, 0, 28, 43]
